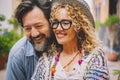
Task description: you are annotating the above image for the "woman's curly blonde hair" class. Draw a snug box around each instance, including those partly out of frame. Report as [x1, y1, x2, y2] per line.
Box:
[50, 0, 101, 52]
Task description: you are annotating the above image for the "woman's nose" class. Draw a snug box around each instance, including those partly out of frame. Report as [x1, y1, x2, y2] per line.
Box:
[56, 23, 63, 30]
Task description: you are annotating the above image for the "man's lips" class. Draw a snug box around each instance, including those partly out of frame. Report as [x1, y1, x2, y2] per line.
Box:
[31, 34, 45, 43]
[34, 36, 43, 40]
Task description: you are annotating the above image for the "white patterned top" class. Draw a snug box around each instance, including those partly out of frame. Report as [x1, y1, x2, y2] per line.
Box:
[31, 47, 109, 80]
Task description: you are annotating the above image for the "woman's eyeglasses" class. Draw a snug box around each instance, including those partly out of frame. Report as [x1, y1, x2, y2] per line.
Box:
[51, 20, 72, 30]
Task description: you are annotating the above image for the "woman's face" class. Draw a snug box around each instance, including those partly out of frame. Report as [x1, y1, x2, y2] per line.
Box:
[52, 8, 77, 45]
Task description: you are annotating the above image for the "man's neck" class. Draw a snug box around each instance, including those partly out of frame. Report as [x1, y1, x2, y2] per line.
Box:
[35, 50, 45, 58]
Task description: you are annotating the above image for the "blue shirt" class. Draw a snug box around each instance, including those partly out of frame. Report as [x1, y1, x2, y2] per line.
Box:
[6, 36, 39, 80]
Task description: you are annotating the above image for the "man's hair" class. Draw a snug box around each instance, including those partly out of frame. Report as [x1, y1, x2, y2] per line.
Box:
[15, 0, 52, 26]
[15, 0, 58, 52]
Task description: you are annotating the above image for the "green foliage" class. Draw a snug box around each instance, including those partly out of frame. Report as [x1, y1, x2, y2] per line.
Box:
[113, 70, 120, 80]
[0, 14, 6, 26]
[8, 18, 21, 29]
[8, 17, 24, 36]
[105, 15, 120, 26]
[95, 20, 101, 29]
[0, 35, 10, 56]
[0, 30, 23, 56]
[0, 15, 24, 56]
[0, 14, 5, 22]
[113, 70, 120, 75]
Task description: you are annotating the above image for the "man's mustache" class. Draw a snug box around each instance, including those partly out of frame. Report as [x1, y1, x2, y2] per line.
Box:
[30, 34, 46, 41]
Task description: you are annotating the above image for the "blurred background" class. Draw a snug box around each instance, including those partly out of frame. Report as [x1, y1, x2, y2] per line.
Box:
[0, 0, 120, 80]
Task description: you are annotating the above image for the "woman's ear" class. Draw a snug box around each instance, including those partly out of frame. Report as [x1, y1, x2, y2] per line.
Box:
[74, 25, 81, 32]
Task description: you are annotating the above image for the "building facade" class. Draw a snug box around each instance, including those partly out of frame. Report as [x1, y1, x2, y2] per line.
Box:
[93, 0, 120, 24]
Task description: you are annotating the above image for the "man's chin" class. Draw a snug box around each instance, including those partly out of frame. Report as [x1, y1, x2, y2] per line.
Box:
[29, 35, 51, 52]
[34, 43, 45, 52]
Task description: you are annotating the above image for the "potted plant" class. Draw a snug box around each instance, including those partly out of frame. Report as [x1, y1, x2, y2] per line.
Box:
[104, 15, 120, 61]
[0, 16, 23, 70]
[0, 35, 9, 69]
[105, 15, 120, 26]
[0, 14, 6, 69]
[0, 30, 23, 70]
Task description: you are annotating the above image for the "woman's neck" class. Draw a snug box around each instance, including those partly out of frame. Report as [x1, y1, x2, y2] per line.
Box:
[62, 42, 79, 55]
[59, 42, 81, 72]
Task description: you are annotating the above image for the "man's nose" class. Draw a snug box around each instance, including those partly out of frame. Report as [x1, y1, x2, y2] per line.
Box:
[31, 27, 39, 37]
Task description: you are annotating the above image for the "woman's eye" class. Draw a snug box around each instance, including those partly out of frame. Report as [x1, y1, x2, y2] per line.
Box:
[53, 21, 58, 25]
[62, 21, 70, 25]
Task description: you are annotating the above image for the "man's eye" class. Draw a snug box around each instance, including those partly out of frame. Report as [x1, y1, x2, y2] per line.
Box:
[24, 27, 31, 31]
[35, 25, 42, 29]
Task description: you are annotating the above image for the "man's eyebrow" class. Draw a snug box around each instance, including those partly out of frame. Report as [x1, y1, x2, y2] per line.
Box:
[34, 22, 42, 25]
[23, 22, 43, 27]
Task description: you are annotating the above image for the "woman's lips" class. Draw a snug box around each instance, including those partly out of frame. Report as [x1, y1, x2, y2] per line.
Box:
[55, 33, 67, 39]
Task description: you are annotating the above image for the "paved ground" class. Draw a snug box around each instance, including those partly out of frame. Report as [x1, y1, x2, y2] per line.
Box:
[0, 69, 6, 80]
[0, 59, 120, 80]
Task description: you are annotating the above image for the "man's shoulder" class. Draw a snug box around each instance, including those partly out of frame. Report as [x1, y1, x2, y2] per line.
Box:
[9, 36, 33, 57]
[11, 36, 28, 51]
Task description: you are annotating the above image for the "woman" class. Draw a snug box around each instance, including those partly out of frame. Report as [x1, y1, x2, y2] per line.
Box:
[32, 0, 109, 80]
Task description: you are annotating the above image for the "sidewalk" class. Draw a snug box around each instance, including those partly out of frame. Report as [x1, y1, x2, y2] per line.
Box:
[0, 60, 120, 80]
[0, 69, 6, 80]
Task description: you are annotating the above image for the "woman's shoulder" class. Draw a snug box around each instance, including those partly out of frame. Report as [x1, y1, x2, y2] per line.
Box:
[88, 47, 105, 57]
[83, 47, 106, 63]
[83, 47, 109, 80]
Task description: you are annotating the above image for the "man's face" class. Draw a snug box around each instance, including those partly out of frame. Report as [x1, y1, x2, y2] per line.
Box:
[22, 6, 50, 51]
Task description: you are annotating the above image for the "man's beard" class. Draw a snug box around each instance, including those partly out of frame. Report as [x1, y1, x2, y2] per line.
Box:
[29, 34, 51, 52]
[34, 41, 46, 51]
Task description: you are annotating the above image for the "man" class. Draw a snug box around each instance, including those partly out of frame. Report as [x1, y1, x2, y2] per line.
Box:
[6, 0, 54, 80]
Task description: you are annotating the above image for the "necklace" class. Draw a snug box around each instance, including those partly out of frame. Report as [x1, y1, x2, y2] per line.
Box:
[51, 49, 83, 79]
[63, 51, 79, 69]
